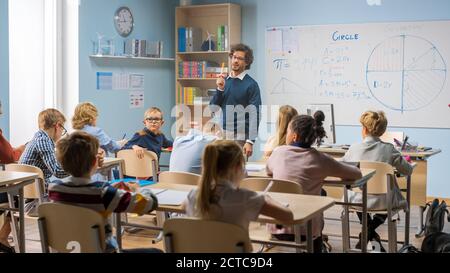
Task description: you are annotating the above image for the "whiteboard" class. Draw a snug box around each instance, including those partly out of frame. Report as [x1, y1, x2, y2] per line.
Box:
[265, 20, 450, 128]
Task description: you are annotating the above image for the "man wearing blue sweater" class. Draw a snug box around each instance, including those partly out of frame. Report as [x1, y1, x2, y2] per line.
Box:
[210, 44, 262, 157]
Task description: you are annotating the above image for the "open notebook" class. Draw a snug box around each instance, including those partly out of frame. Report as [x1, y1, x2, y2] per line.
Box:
[152, 189, 189, 206]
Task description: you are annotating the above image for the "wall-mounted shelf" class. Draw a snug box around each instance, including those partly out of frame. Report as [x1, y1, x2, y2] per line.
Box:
[89, 55, 175, 61]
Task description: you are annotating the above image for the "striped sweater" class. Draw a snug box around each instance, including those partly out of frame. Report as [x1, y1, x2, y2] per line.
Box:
[48, 177, 158, 252]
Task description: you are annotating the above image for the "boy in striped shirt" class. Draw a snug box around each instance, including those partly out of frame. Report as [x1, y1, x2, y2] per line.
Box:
[48, 131, 159, 253]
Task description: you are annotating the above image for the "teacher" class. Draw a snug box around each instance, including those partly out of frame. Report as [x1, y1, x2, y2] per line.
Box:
[210, 43, 262, 157]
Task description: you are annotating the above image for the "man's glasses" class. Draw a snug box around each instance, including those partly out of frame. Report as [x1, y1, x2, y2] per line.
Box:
[230, 54, 245, 62]
[145, 117, 162, 123]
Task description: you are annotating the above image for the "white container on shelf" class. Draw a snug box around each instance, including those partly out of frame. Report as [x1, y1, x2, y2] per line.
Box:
[180, 0, 192, 6]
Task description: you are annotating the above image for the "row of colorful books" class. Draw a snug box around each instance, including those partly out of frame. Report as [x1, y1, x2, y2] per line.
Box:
[178, 61, 228, 79]
[176, 87, 207, 105]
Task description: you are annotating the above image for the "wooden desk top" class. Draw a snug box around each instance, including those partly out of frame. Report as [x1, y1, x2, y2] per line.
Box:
[102, 157, 124, 168]
[146, 182, 335, 226]
[246, 162, 376, 188]
[317, 146, 441, 159]
[0, 171, 38, 187]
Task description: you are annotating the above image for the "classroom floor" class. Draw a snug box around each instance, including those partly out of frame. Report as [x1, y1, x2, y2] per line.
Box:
[3, 204, 448, 253]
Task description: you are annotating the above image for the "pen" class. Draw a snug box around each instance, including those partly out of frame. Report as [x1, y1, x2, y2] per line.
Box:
[220, 62, 225, 75]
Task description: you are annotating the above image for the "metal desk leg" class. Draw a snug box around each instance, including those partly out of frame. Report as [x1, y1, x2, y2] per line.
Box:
[341, 186, 351, 252]
[18, 188, 25, 253]
[405, 175, 411, 245]
[115, 213, 122, 250]
[361, 184, 368, 253]
[306, 221, 313, 253]
[294, 224, 302, 253]
[7, 192, 19, 253]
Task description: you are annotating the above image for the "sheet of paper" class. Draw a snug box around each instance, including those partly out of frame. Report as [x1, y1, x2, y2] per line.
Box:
[96, 72, 113, 90]
[267, 28, 283, 53]
[129, 74, 145, 90]
[112, 73, 130, 90]
[156, 190, 189, 205]
[129, 91, 144, 109]
[246, 164, 266, 172]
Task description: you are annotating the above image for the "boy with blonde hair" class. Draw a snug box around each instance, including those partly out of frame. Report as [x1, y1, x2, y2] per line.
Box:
[123, 107, 172, 159]
[72, 102, 127, 155]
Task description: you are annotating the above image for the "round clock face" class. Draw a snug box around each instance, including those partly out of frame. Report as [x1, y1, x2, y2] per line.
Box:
[114, 7, 134, 37]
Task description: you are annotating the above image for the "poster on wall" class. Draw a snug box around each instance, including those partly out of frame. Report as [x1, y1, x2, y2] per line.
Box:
[129, 91, 144, 109]
[96, 72, 145, 91]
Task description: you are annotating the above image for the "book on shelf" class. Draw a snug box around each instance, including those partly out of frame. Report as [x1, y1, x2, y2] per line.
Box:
[178, 27, 203, 52]
[176, 87, 213, 106]
[217, 25, 228, 51]
[178, 61, 221, 78]
[186, 27, 203, 52]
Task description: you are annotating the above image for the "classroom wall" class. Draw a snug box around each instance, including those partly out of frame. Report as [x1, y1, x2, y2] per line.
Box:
[0, 0, 9, 137]
[194, 0, 450, 198]
[78, 0, 178, 142]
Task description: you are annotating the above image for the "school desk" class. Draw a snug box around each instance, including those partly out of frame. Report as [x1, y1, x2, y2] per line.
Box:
[114, 182, 335, 253]
[246, 162, 376, 253]
[0, 171, 38, 253]
[316, 146, 440, 237]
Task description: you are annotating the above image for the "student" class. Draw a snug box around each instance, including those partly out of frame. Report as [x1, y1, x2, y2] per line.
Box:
[0, 100, 25, 164]
[72, 102, 127, 156]
[342, 110, 413, 251]
[264, 105, 298, 158]
[123, 107, 172, 159]
[0, 100, 26, 253]
[19, 109, 71, 185]
[169, 122, 222, 174]
[49, 131, 160, 253]
[266, 115, 362, 253]
[20, 109, 105, 185]
[183, 140, 293, 234]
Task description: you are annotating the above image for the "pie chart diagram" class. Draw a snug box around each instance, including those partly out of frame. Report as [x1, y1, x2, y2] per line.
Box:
[366, 35, 447, 112]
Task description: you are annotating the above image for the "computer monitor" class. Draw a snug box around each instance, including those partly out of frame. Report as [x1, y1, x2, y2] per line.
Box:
[306, 104, 336, 144]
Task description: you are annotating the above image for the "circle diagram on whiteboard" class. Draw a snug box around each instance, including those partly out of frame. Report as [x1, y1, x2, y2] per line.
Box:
[366, 35, 447, 112]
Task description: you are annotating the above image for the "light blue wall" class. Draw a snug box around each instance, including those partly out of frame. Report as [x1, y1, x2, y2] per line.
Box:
[194, 0, 450, 198]
[79, 0, 178, 143]
[0, 0, 9, 137]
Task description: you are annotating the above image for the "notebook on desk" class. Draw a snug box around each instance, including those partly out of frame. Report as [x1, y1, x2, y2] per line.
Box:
[246, 164, 266, 172]
[155, 189, 189, 205]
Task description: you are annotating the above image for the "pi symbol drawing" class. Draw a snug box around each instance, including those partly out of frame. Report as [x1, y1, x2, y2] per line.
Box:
[367, 0, 381, 6]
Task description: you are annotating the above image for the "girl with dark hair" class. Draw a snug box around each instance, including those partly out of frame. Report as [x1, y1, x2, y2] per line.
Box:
[267, 115, 362, 252]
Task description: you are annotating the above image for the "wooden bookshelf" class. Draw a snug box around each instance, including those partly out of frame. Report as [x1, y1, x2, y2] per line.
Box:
[175, 3, 241, 134]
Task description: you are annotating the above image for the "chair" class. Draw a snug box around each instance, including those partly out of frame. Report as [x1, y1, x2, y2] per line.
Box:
[163, 218, 252, 253]
[159, 171, 200, 186]
[350, 161, 401, 253]
[240, 177, 303, 194]
[117, 150, 159, 183]
[4, 164, 45, 202]
[116, 150, 160, 242]
[240, 177, 303, 252]
[38, 203, 105, 253]
[154, 171, 201, 243]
